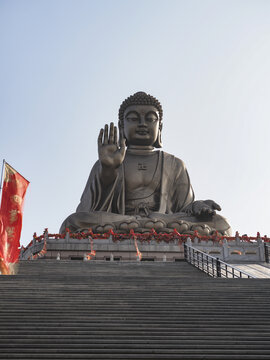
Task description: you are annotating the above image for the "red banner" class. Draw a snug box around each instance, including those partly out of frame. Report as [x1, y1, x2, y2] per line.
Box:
[0, 162, 29, 274]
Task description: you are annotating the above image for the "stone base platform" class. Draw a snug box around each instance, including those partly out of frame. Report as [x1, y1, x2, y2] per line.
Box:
[20, 236, 184, 262]
[20, 230, 270, 263]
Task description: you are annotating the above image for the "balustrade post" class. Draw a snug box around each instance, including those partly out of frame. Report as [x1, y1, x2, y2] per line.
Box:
[216, 258, 221, 277]
[264, 243, 269, 263]
[184, 243, 187, 261]
[65, 230, 70, 242]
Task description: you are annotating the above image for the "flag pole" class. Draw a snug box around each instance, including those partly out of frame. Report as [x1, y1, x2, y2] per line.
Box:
[0, 159, 5, 203]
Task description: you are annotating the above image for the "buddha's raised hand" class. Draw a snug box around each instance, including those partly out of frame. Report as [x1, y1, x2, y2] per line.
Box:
[98, 122, 126, 169]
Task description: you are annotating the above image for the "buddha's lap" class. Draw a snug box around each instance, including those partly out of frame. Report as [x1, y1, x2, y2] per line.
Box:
[62, 210, 231, 235]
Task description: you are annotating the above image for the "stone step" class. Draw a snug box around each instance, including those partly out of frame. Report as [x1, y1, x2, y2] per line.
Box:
[1, 334, 270, 339]
[1, 344, 270, 351]
[1, 355, 270, 359]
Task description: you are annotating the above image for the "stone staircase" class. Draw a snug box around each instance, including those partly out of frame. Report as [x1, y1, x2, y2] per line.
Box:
[1, 260, 270, 359]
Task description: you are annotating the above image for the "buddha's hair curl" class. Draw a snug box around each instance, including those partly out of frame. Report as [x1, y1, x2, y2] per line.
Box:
[118, 91, 163, 126]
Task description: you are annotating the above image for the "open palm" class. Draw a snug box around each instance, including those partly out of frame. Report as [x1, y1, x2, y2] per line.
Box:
[98, 122, 126, 168]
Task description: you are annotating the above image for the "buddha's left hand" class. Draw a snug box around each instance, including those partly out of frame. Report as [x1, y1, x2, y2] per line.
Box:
[185, 200, 221, 219]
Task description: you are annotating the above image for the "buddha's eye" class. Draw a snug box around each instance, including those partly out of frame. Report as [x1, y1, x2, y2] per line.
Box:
[128, 116, 139, 122]
[146, 112, 158, 123]
[126, 112, 139, 122]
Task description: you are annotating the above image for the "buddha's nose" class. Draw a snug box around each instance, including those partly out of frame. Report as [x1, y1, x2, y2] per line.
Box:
[138, 116, 147, 126]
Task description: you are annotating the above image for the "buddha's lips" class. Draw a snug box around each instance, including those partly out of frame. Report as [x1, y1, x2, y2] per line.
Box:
[136, 130, 149, 135]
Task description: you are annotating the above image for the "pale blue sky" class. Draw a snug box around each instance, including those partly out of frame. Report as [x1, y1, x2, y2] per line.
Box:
[1, 0, 270, 246]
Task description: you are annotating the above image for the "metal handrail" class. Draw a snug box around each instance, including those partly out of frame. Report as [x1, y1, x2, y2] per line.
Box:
[184, 243, 256, 279]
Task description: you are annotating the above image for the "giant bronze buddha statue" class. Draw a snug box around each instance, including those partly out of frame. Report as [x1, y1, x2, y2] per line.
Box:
[60, 92, 231, 236]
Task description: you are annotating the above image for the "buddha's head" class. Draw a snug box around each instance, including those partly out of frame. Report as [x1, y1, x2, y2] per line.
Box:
[118, 91, 163, 148]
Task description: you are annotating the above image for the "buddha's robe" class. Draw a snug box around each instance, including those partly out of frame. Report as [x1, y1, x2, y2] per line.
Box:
[60, 151, 231, 235]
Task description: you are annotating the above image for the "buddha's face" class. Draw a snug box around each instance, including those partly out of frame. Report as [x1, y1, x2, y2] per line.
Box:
[123, 105, 160, 146]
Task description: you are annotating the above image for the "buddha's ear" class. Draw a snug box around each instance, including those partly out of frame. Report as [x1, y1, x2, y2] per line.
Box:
[118, 121, 129, 146]
[118, 120, 123, 132]
[153, 123, 162, 148]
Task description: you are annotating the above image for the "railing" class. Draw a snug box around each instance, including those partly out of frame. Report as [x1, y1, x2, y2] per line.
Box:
[265, 243, 270, 263]
[184, 243, 256, 279]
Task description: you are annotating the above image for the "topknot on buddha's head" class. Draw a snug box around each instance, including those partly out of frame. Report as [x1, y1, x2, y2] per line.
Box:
[118, 91, 163, 124]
